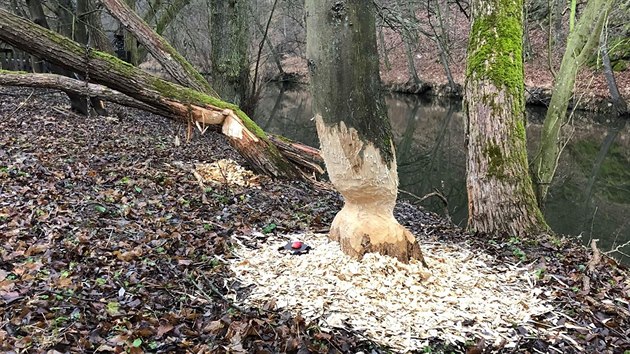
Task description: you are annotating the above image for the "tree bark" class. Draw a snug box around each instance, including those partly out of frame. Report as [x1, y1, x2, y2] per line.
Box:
[464, 0, 548, 236]
[0, 72, 171, 118]
[306, 0, 425, 264]
[600, 27, 628, 118]
[532, 0, 612, 205]
[26, 0, 101, 115]
[210, 0, 251, 106]
[24, 0, 47, 73]
[0, 7, 309, 179]
[86, 0, 115, 54]
[123, 0, 139, 65]
[75, 0, 108, 115]
[101, 0, 217, 97]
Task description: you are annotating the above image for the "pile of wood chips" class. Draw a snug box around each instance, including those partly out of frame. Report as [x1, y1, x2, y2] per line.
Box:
[229, 233, 554, 352]
[193, 159, 261, 187]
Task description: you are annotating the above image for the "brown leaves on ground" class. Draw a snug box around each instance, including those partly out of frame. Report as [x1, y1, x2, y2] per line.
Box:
[1, 88, 629, 353]
[0, 88, 355, 353]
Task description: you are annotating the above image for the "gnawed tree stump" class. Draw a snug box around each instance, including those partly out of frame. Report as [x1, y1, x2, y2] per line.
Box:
[306, 1, 426, 264]
[315, 118, 424, 264]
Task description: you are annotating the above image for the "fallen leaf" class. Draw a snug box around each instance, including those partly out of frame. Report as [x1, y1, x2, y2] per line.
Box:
[1, 291, 21, 304]
[203, 320, 224, 334]
[157, 323, 174, 338]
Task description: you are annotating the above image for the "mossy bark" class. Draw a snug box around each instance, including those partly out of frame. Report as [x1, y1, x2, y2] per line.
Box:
[210, 0, 250, 106]
[102, 0, 217, 97]
[123, 0, 139, 65]
[532, 0, 613, 205]
[464, 0, 548, 236]
[0, 7, 303, 179]
[306, 0, 425, 264]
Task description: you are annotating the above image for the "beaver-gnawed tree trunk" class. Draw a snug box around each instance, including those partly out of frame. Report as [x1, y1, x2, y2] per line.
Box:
[464, 0, 548, 236]
[305, 0, 425, 264]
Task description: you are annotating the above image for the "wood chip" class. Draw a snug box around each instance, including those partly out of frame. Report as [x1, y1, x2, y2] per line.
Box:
[229, 233, 554, 352]
[194, 159, 260, 187]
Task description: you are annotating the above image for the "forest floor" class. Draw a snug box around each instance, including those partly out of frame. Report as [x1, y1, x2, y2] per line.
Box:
[1, 88, 630, 353]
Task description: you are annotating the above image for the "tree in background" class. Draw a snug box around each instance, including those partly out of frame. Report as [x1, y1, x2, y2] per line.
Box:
[306, 0, 425, 263]
[210, 0, 250, 107]
[464, 0, 548, 236]
[532, 0, 614, 205]
[24, 0, 105, 115]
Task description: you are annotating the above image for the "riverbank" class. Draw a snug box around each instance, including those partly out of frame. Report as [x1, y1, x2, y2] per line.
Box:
[271, 11, 630, 115]
[1, 88, 629, 353]
[275, 52, 630, 114]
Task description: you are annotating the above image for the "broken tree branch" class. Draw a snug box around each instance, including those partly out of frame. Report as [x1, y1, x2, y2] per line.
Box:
[0, 71, 172, 118]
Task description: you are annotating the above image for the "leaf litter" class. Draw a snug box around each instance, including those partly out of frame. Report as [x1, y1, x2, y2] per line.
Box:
[1, 87, 629, 353]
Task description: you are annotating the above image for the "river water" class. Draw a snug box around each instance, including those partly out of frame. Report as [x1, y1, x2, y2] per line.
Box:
[254, 83, 630, 263]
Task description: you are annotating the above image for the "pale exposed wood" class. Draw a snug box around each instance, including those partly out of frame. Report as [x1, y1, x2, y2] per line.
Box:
[315, 116, 425, 265]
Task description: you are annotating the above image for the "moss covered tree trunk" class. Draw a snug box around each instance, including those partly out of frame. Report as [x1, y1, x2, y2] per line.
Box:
[306, 0, 425, 264]
[464, 0, 548, 236]
[532, 0, 612, 205]
[210, 0, 250, 107]
[102, 0, 217, 97]
[0, 7, 306, 179]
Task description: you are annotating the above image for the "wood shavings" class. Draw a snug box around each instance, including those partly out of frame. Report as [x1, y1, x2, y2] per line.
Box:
[194, 159, 260, 187]
[228, 233, 554, 352]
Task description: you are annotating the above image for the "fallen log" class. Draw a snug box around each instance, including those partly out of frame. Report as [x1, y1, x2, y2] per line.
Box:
[0, 71, 324, 175]
[0, 8, 318, 179]
[101, 0, 217, 97]
[0, 71, 172, 118]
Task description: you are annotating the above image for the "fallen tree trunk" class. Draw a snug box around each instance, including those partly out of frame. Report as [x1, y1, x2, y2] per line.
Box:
[101, 0, 216, 97]
[0, 8, 317, 179]
[0, 71, 172, 118]
[0, 71, 324, 172]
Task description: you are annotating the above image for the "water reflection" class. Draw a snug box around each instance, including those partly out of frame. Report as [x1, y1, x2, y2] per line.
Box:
[254, 83, 630, 263]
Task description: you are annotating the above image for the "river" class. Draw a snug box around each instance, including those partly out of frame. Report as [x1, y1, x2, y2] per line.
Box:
[254, 83, 630, 264]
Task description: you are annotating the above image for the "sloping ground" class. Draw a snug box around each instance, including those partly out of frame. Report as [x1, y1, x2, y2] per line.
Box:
[1, 88, 629, 353]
